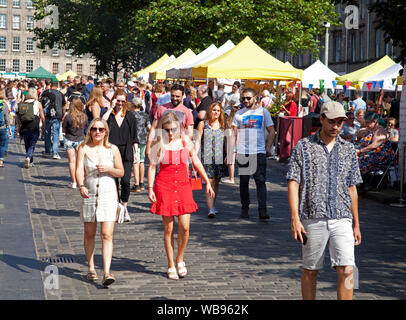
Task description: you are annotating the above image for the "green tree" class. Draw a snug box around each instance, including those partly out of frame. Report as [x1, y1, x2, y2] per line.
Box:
[33, 0, 158, 80]
[369, 0, 406, 63]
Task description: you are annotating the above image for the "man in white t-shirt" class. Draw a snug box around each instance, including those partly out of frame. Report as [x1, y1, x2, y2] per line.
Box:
[223, 81, 241, 113]
[232, 88, 275, 220]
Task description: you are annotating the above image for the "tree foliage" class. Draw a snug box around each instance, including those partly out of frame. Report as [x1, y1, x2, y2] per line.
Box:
[33, 0, 340, 77]
[370, 0, 406, 63]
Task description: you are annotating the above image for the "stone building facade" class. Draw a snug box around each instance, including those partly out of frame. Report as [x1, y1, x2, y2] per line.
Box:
[0, 0, 96, 77]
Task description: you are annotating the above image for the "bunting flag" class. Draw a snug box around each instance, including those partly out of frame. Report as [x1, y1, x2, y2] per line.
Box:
[378, 80, 384, 88]
[320, 84, 325, 92]
[358, 81, 364, 89]
[355, 84, 360, 92]
[343, 85, 347, 93]
[297, 82, 301, 91]
[332, 80, 337, 89]
[397, 76, 404, 86]
[308, 84, 313, 91]
[392, 78, 396, 85]
[345, 81, 351, 89]
[372, 81, 377, 89]
[319, 79, 324, 88]
[366, 82, 372, 91]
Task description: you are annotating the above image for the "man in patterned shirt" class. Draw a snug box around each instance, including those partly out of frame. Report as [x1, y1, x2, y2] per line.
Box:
[287, 101, 362, 300]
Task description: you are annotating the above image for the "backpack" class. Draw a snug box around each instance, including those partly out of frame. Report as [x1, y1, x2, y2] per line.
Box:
[0, 100, 5, 127]
[214, 90, 226, 103]
[315, 96, 323, 114]
[18, 101, 35, 123]
[41, 90, 58, 118]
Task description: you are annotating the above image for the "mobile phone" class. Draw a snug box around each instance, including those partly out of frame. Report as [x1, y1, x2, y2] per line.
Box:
[301, 232, 308, 245]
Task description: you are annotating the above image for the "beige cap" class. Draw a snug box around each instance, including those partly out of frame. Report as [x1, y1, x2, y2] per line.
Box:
[320, 101, 347, 119]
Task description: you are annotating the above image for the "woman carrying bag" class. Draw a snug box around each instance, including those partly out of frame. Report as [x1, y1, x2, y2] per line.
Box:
[148, 112, 214, 280]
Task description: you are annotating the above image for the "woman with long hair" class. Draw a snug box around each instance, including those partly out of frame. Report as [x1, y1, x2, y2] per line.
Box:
[84, 86, 106, 134]
[102, 89, 138, 210]
[148, 112, 214, 280]
[76, 118, 124, 287]
[62, 99, 88, 188]
[195, 102, 228, 218]
[149, 82, 164, 121]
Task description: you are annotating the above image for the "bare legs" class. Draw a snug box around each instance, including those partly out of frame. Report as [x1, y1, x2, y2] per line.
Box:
[302, 266, 354, 300]
[162, 214, 190, 269]
[84, 221, 115, 276]
[66, 148, 77, 185]
[206, 178, 219, 211]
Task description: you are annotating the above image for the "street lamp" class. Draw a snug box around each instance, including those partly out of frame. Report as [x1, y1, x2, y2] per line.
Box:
[321, 21, 331, 67]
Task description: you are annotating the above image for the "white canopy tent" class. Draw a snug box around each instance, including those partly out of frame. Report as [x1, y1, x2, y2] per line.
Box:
[166, 44, 217, 79]
[136, 55, 176, 81]
[361, 63, 403, 92]
[302, 60, 343, 90]
[179, 40, 235, 79]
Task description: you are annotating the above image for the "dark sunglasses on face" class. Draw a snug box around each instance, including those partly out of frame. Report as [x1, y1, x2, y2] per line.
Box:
[163, 128, 177, 133]
[116, 100, 126, 104]
[90, 127, 106, 133]
[242, 96, 253, 101]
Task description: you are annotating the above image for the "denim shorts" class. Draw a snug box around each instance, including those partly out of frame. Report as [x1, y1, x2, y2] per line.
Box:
[64, 138, 83, 151]
[301, 218, 355, 270]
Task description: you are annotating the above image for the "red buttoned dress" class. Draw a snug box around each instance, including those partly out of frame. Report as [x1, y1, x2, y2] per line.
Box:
[150, 146, 198, 216]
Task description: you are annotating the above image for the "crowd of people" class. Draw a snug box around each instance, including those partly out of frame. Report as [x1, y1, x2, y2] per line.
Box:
[0, 73, 402, 298]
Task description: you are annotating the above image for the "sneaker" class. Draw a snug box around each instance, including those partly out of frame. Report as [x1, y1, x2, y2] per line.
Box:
[24, 157, 30, 169]
[208, 208, 216, 219]
[70, 182, 77, 189]
[42, 151, 51, 158]
[259, 210, 270, 220]
[240, 209, 249, 219]
[222, 178, 235, 185]
[131, 184, 140, 193]
[53, 154, 61, 160]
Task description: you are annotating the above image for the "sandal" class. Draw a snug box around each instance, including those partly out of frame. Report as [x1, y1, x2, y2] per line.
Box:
[167, 267, 179, 280]
[86, 270, 98, 281]
[102, 273, 115, 287]
[177, 262, 187, 278]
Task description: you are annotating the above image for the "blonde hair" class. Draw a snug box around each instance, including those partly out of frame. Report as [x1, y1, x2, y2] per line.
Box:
[152, 112, 182, 164]
[83, 118, 112, 148]
[85, 86, 103, 109]
[26, 88, 38, 100]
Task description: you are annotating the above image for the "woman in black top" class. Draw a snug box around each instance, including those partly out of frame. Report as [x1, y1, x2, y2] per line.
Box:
[102, 89, 138, 208]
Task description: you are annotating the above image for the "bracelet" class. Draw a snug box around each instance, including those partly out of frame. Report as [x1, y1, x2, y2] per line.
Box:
[79, 185, 85, 188]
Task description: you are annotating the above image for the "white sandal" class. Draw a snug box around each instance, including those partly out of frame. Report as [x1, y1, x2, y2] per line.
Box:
[167, 267, 179, 280]
[177, 262, 187, 278]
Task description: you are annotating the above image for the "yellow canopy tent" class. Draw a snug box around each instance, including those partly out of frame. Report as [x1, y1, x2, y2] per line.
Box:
[132, 53, 171, 78]
[192, 36, 302, 81]
[336, 55, 396, 87]
[57, 70, 77, 81]
[151, 49, 196, 81]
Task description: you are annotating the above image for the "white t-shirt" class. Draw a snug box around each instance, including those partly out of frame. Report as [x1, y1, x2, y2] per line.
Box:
[232, 106, 274, 154]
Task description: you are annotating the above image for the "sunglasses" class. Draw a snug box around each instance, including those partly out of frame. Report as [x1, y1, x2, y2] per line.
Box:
[90, 127, 106, 133]
[116, 100, 126, 104]
[163, 127, 177, 133]
[242, 97, 253, 101]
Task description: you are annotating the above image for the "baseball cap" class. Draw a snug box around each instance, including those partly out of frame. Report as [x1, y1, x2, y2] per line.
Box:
[320, 101, 347, 119]
[127, 81, 135, 87]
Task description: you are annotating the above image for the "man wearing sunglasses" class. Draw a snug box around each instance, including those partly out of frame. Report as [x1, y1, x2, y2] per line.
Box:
[287, 101, 362, 300]
[146, 84, 194, 158]
[231, 88, 275, 220]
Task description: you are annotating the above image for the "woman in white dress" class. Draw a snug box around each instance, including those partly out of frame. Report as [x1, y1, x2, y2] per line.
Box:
[76, 118, 124, 287]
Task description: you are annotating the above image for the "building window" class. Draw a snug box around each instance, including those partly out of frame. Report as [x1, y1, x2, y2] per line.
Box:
[13, 0, 21, 8]
[359, 31, 364, 61]
[351, 33, 356, 62]
[52, 63, 59, 74]
[12, 37, 20, 51]
[26, 37, 34, 52]
[334, 34, 341, 62]
[77, 64, 83, 75]
[51, 43, 59, 56]
[66, 63, 72, 72]
[0, 14, 6, 29]
[26, 60, 33, 72]
[0, 0, 6, 7]
[375, 29, 380, 58]
[13, 60, 20, 73]
[13, 15, 20, 30]
[0, 59, 5, 72]
[0, 36, 6, 50]
[65, 49, 73, 57]
[26, 16, 34, 30]
[27, 0, 34, 8]
[90, 64, 96, 75]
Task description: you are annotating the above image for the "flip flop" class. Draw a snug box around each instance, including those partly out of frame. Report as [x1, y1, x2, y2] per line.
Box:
[167, 267, 179, 280]
[86, 270, 98, 281]
[177, 262, 187, 278]
[102, 273, 115, 287]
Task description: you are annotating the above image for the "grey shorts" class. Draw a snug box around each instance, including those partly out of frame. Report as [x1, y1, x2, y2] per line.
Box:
[301, 218, 355, 270]
[64, 138, 83, 151]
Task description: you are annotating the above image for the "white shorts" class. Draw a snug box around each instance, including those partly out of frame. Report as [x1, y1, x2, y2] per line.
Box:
[302, 218, 355, 270]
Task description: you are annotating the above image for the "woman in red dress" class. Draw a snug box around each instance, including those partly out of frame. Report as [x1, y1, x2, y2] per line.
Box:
[148, 112, 214, 280]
